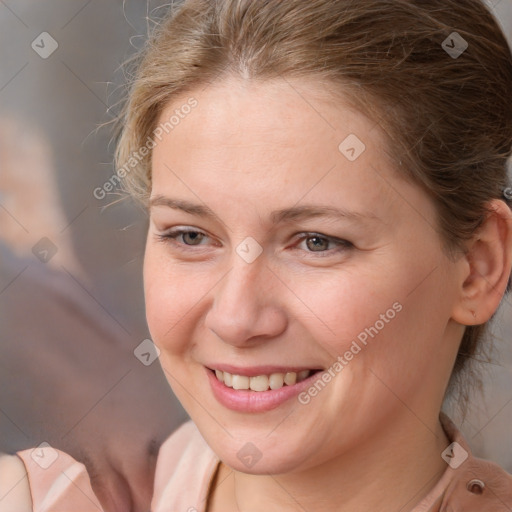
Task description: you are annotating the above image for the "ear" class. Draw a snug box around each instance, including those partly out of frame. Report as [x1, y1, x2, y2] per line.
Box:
[451, 199, 512, 326]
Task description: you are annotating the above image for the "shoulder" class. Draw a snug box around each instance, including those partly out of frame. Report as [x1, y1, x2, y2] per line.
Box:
[436, 413, 512, 511]
[13, 447, 103, 511]
[443, 454, 512, 510]
[152, 421, 220, 511]
[153, 420, 211, 491]
[0, 454, 32, 512]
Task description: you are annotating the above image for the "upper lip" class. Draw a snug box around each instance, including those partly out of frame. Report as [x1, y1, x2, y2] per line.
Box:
[206, 364, 323, 377]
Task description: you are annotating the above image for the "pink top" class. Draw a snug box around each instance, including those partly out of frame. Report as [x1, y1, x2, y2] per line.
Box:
[16, 412, 512, 511]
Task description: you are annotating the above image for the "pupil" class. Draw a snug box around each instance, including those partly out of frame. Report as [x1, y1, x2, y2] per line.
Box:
[308, 236, 327, 251]
[185, 232, 202, 244]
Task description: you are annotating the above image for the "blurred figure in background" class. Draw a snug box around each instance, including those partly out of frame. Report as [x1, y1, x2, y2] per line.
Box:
[0, 116, 187, 511]
[0, 1, 188, 509]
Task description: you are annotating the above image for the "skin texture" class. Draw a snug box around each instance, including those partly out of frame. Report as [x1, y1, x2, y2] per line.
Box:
[144, 75, 512, 511]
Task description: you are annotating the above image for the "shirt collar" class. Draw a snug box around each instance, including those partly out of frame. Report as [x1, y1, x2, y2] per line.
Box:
[152, 413, 512, 511]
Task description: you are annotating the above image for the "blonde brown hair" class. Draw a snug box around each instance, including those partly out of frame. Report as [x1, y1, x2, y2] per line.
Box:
[114, 0, 512, 409]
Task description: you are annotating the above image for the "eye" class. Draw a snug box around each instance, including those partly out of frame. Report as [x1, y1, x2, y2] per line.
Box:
[155, 227, 353, 257]
[155, 227, 212, 249]
[294, 233, 353, 257]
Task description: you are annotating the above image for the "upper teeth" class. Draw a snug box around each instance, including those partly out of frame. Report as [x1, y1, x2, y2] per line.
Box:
[214, 370, 311, 391]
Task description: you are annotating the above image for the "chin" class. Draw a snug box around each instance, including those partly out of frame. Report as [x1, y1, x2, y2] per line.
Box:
[224, 453, 306, 475]
[210, 432, 315, 475]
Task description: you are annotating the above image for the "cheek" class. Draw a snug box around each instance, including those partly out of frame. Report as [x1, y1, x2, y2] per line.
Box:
[305, 259, 447, 370]
[341, 264, 455, 391]
[296, 270, 403, 353]
[143, 245, 199, 353]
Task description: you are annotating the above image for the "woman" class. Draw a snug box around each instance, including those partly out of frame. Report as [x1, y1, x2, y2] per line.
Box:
[2, 0, 512, 510]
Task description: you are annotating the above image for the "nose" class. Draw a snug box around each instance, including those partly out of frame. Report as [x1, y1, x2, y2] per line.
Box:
[204, 256, 288, 348]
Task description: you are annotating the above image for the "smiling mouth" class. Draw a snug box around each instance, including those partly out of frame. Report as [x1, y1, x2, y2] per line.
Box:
[209, 368, 323, 392]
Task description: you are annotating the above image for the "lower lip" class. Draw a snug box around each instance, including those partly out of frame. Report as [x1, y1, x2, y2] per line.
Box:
[206, 368, 322, 413]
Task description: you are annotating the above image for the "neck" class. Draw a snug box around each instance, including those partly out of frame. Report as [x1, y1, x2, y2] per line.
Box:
[209, 412, 450, 512]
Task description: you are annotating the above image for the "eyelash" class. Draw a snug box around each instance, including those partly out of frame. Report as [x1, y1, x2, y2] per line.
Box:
[155, 228, 353, 257]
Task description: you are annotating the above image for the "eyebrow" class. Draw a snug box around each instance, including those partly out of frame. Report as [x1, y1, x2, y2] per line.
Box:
[149, 195, 380, 225]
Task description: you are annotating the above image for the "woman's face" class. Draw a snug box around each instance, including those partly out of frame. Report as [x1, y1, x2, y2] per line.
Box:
[144, 76, 463, 474]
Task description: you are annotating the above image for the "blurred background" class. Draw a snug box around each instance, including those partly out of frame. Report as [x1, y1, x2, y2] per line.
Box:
[0, 2, 191, 510]
[0, 0, 511, 509]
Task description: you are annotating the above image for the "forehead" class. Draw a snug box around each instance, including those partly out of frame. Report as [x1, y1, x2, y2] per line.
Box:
[150, 76, 412, 224]
[155, 76, 381, 155]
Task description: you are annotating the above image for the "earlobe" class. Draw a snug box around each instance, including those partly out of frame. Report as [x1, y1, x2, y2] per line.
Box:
[451, 199, 512, 326]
